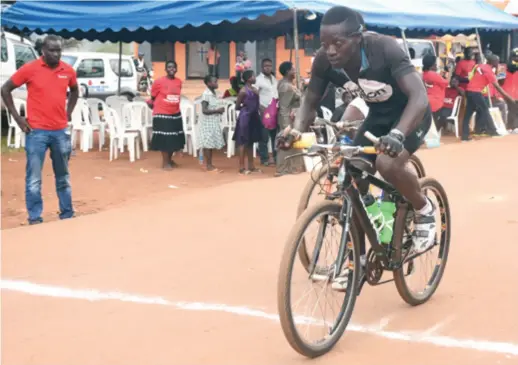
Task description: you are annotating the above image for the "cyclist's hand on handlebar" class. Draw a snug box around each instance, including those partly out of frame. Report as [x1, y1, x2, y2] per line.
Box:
[378, 129, 405, 158]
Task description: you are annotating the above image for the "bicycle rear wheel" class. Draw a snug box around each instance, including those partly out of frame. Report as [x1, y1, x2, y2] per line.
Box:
[278, 200, 361, 358]
[392, 177, 451, 305]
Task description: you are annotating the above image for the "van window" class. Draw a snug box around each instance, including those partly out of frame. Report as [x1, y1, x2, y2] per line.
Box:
[1, 37, 7, 62]
[109, 59, 134, 77]
[61, 55, 78, 66]
[76, 59, 105, 78]
[406, 41, 435, 60]
[14, 42, 37, 69]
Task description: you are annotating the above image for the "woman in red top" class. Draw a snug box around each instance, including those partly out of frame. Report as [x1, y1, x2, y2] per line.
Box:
[149, 60, 185, 169]
[422, 54, 449, 132]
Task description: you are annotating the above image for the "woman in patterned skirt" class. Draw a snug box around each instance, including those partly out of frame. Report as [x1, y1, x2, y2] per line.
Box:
[149, 60, 185, 170]
[199, 75, 226, 172]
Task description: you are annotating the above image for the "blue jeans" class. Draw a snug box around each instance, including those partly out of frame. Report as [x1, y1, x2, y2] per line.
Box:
[25, 129, 73, 224]
[258, 125, 278, 164]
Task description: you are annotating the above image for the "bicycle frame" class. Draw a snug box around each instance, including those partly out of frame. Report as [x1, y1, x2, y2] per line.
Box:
[332, 158, 407, 275]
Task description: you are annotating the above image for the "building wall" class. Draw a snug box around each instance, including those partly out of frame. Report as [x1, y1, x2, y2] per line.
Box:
[136, 36, 315, 82]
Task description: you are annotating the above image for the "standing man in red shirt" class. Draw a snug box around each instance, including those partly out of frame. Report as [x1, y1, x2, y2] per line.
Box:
[422, 54, 449, 132]
[1, 35, 79, 225]
[454, 48, 476, 90]
[460, 54, 516, 141]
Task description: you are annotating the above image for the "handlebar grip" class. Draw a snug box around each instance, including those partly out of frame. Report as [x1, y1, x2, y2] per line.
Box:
[364, 131, 379, 144]
[362, 146, 378, 155]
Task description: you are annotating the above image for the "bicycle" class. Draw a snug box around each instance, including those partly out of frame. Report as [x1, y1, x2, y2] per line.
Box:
[296, 119, 426, 270]
[277, 132, 451, 358]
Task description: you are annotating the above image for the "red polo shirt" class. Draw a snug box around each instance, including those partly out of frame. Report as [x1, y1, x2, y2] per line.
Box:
[503, 69, 518, 99]
[455, 59, 476, 89]
[10, 57, 77, 130]
[443, 87, 459, 109]
[466, 64, 496, 93]
[422, 71, 448, 112]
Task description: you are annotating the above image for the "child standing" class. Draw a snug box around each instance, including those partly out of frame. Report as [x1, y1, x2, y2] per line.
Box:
[199, 75, 226, 172]
[233, 70, 262, 175]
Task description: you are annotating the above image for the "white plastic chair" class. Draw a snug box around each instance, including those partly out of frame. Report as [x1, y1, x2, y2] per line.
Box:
[70, 98, 93, 152]
[106, 95, 130, 126]
[446, 96, 462, 138]
[122, 102, 151, 152]
[6, 98, 27, 149]
[225, 103, 237, 158]
[104, 107, 141, 162]
[180, 100, 198, 157]
[86, 98, 109, 151]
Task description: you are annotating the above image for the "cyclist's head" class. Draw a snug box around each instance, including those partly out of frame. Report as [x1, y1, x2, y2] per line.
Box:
[165, 60, 177, 77]
[422, 54, 437, 72]
[320, 6, 364, 68]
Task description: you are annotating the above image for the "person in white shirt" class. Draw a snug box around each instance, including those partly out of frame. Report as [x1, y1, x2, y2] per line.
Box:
[255, 58, 279, 166]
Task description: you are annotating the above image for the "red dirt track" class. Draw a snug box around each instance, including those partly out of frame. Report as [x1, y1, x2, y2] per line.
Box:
[2, 136, 518, 364]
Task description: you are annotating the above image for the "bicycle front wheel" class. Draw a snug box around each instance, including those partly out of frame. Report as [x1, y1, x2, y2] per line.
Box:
[278, 200, 361, 358]
[296, 165, 338, 270]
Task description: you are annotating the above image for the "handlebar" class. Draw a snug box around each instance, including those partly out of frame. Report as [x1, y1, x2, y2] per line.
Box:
[292, 131, 379, 156]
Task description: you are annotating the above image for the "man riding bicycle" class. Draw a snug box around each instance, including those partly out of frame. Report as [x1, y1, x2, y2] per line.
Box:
[278, 6, 436, 284]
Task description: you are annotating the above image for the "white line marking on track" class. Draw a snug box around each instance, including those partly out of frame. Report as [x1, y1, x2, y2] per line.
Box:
[2, 279, 518, 357]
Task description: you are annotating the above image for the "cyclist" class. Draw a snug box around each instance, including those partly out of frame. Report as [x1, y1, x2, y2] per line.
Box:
[277, 6, 436, 289]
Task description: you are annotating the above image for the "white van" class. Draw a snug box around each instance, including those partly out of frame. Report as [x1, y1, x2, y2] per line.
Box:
[396, 39, 437, 73]
[0, 31, 38, 113]
[61, 52, 139, 100]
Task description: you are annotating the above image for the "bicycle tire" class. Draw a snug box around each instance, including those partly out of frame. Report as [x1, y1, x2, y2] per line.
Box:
[392, 177, 451, 306]
[278, 200, 361, 358]
[296, 166, 338, 270]
[408, 155, 426, 179]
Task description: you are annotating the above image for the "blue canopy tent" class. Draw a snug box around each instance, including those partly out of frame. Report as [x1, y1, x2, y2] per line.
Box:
[2, 0, 518, 43]
[2, 0, 517, 91]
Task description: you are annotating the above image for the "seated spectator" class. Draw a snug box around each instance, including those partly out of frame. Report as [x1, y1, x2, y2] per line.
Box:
[223, 76, 240, 98]
[422, 54, 449, 132]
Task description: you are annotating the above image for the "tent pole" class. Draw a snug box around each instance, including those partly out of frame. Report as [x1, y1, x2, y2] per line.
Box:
[293, 8, 301, 89]
[475, 28, 485, 63]
[507, 32, 512, 61]
[400, 28, 411, 58]
[117, 41, 122, 96]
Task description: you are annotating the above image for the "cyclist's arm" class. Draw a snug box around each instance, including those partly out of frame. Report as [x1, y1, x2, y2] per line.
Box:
[292, 53, 330, 133]
[383, 38, 429, 136]
[342, 97, 368, 122]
